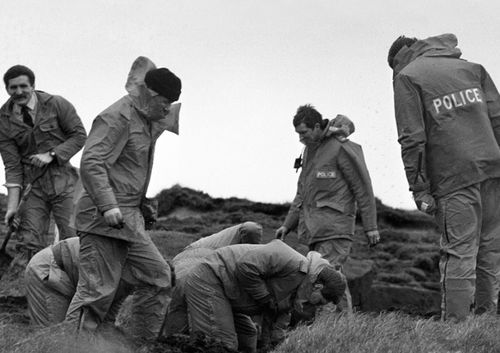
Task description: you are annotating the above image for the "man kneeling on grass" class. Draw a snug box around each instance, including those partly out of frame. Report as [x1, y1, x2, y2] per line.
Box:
[25, 237, 130, 327]
[162, 221, 263, 336]
[180, 239, 346, 353]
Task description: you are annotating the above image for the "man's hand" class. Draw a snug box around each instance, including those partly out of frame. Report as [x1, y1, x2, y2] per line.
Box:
[365, 230, 380, 246]
[275, 226, 288, 239]
[28, 152, 53, 167]
[4, 208, 16, 225]
[413, 191, 436, 215]
[104, 208, 124, 228]
[263, 297, 278, 317]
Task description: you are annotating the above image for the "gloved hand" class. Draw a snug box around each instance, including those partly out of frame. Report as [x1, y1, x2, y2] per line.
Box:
[413, 191, 436, 215]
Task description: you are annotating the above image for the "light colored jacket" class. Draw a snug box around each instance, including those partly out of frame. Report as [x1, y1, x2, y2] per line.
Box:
[26, 237, 80, 297]
[184, 221, 262, 251]
[283, 130, 377, 245]
[202, 240, 308, 315]
[393, 33, 500, 197]
[75, 95, 173, 241]
[0, 91, 86, 187]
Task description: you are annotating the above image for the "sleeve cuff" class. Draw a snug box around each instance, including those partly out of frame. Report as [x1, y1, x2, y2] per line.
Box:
[3, 183, 22, 189]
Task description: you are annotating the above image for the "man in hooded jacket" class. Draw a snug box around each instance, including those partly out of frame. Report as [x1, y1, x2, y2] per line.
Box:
[65, 57, 181, 340]
[162, 221, 263, 336]
[276, 106, 380, 311]
[388, 33, 500, 320]
[183, 239, 346, 353]
[25, 237, 129, 327]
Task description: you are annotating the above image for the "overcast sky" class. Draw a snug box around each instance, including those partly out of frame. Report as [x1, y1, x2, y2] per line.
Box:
[0, 0, 498, 209]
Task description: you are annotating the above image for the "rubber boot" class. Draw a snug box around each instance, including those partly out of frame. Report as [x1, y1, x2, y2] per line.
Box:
[442, 278, 474, 321]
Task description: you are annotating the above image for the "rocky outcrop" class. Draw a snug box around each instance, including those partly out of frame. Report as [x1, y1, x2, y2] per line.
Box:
[362, 283, 441, 317]
[344, 258, 441, 317]
[343, 257, 376, 310]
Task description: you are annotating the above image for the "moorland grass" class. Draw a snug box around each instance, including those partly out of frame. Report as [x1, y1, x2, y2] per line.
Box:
[1, 322, 135, 353]
[4, 311, 498, 353]
[272, 311, 500, 353]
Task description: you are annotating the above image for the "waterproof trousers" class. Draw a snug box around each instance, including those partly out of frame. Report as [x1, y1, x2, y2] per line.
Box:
[185, 263, 257, 353]
[161, 247, 215, 337]
[16, 167, 78, 254]
[310, 238, 353, 312]
[65, 232, 171, 341]
[25, 247, 73, 326]
[436, 177, 500, 320]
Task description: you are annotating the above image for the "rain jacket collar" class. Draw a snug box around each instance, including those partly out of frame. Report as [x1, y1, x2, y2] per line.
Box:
[393, 33, 462, 75]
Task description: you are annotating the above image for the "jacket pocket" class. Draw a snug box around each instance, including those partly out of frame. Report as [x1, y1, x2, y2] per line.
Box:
[316, 200, 344, 213]
[39, 121, 58, 131]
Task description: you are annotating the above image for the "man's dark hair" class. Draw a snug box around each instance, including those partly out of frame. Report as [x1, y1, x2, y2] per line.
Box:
[3, 65, 35, 87]
[387, 36, 418, 69]
[293, 104, 326, 129]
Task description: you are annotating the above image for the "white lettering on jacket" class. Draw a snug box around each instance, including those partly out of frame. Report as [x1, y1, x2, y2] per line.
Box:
[316, 171, 336, 179]
[432, 88, 483, 114]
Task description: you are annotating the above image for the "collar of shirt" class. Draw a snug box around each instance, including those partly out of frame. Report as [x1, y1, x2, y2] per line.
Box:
[13, 92, 38, 122]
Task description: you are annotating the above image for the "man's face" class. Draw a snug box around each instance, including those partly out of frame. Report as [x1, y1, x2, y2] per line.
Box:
[7, 75, 34, 106]
[145, 93, 171, 122]
[295, 122, 321, 145]
[308, 287, 329, 306]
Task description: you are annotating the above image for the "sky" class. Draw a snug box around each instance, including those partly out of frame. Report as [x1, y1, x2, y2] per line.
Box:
[0, 0, 498, 210]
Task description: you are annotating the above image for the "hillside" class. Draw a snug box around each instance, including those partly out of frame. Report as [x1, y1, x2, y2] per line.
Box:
[0, 185, 442, 316]
[152, 185, 441, 316]
[0, 185, 469, 352]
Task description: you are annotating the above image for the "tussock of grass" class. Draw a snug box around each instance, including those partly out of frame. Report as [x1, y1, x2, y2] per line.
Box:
[4, 322, 135, 353]
[272, 312, 500, 353]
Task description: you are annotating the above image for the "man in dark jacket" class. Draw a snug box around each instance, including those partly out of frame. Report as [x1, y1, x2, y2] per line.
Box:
[0, 65, 86, 270]
[388, 33, 500, 320]
[276, 106, 380, 311]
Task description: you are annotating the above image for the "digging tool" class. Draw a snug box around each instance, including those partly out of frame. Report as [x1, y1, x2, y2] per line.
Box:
[0, 165, 49, 279]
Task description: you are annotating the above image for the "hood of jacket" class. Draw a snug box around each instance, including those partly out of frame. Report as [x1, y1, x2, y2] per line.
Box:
[393, 33, 462, 75]
[125, 56, 181, 135]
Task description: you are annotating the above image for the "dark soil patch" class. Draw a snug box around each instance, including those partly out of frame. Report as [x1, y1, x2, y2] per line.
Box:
[0, 295, 29, 325]
[142, 333, 238, 353]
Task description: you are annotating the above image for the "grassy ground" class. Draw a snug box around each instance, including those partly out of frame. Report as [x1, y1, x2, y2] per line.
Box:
[4, 310, 500, 353]
[273, 311, 500, 353]
[0, 186, 453, 352]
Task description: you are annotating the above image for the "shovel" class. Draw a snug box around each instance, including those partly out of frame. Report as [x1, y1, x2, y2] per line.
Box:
[0, 183, 33, 279]
[0, 163, 49, 279]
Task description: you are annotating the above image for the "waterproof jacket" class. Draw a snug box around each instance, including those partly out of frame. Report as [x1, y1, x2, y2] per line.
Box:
[0, 91, 86, 186]
[75, 95, 173, 241]
[27, 237, 80, 297]
[184, 221, 262, 251]
[202, 240, 308, 315]
[283, 134, 377, 245]
[392, 33, 500, 197]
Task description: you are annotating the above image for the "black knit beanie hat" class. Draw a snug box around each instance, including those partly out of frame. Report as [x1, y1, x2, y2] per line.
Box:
[317, 266, 346, 304]
[144, 68, 182, 102]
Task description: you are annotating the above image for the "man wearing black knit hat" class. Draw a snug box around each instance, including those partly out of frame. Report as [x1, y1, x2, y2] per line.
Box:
[181, 240, 345, 353]
[65, 57, 181, 340]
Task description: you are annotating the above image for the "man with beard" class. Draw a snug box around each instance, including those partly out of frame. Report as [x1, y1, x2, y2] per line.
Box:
[0, 65, 86, 273]
[65, 57, 181, 341]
